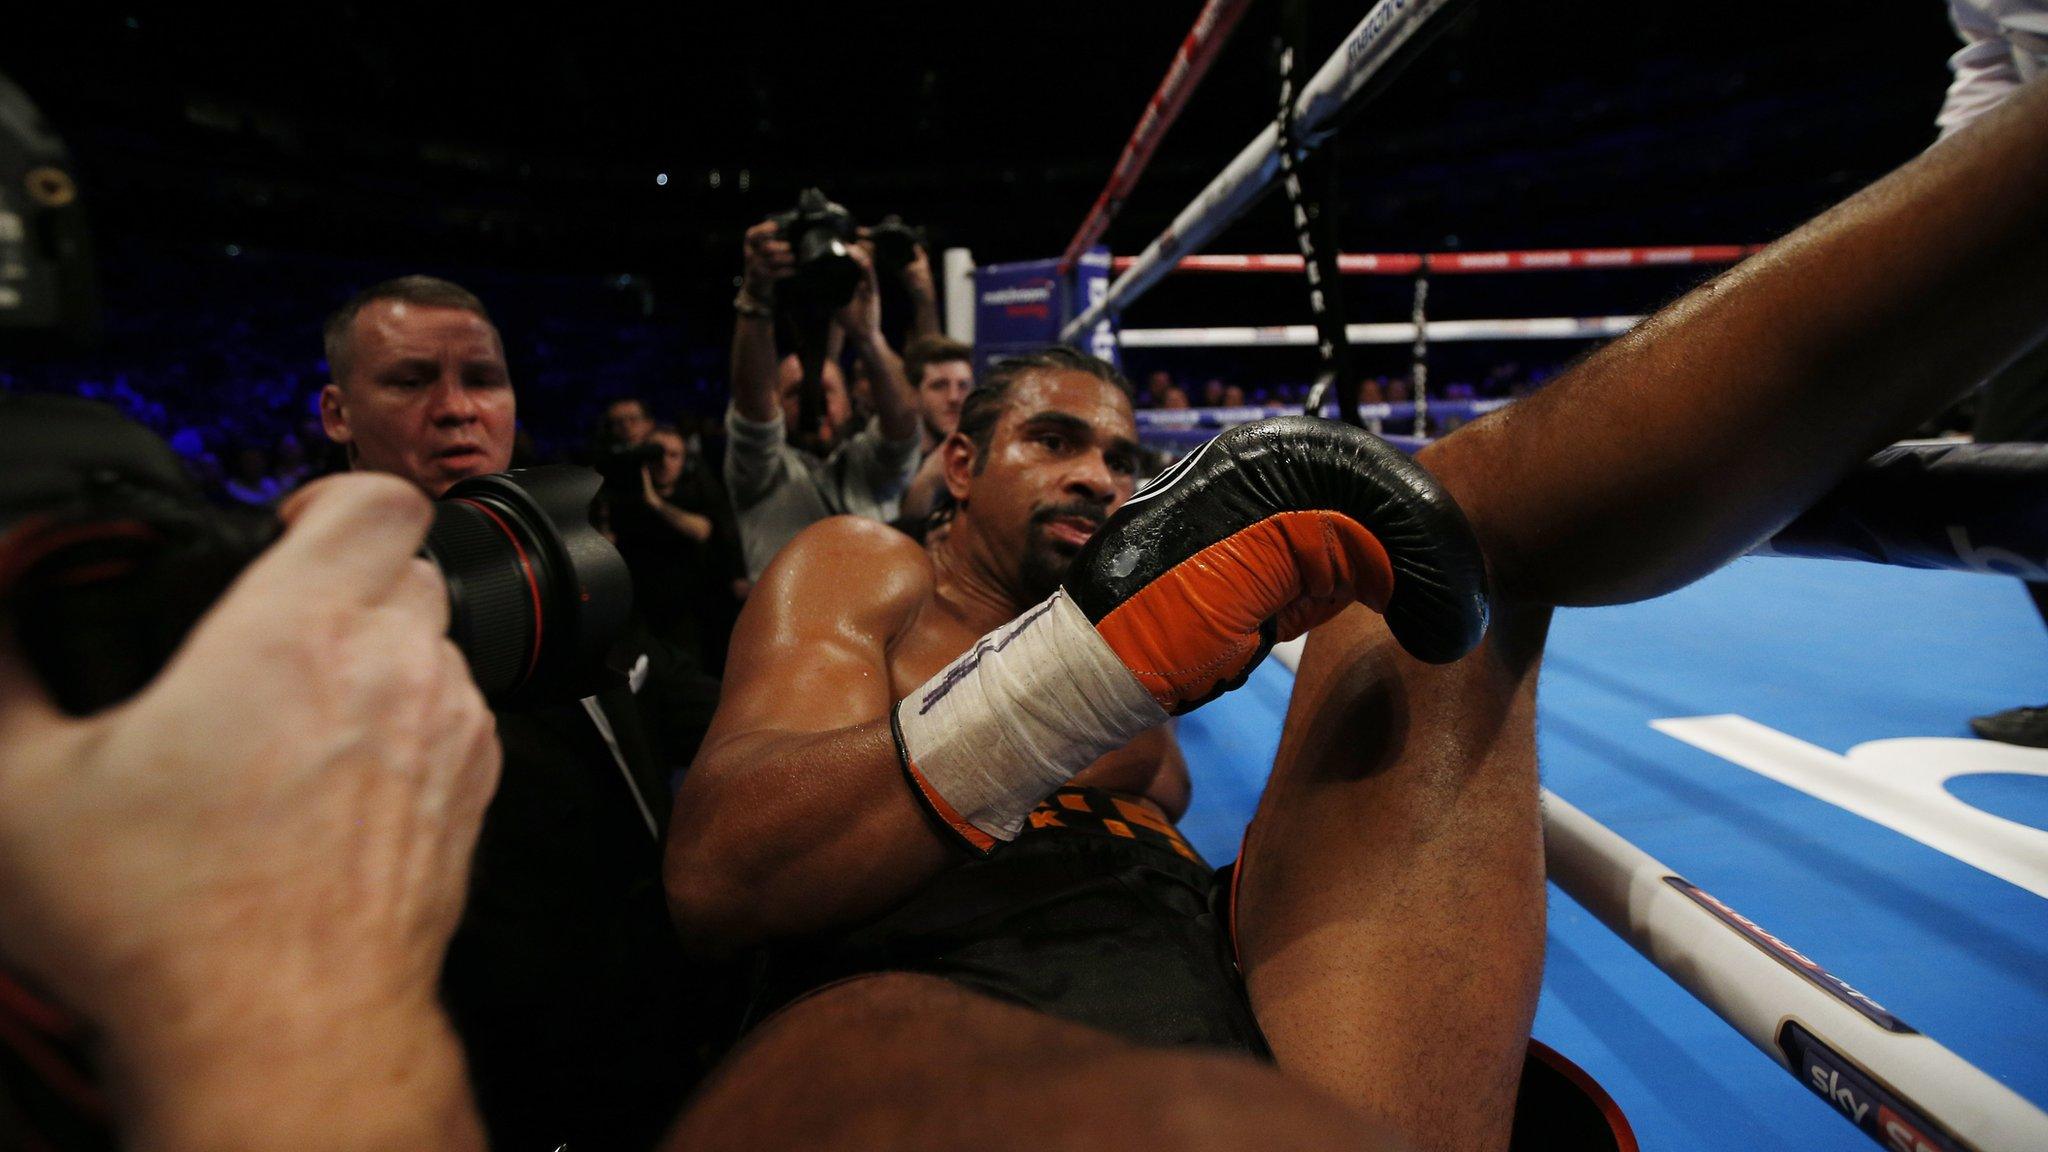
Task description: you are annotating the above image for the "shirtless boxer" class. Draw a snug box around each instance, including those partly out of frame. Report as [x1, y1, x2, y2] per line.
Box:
[667, 73, 2048, 1152]
[675, 335, 1487, 1018]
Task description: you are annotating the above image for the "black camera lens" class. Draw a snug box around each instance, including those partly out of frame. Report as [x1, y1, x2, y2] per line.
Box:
[595, 441, 666, 486]
[1, 396, 635, 713]
[868, 215, 925, 278]
[429, 467, 633, 705]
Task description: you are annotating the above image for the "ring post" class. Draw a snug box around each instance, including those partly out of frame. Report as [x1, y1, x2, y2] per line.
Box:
[942, 247, 977, 344]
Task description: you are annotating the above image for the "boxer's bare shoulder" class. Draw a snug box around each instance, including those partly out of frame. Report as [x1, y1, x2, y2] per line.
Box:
[701, 517, 932, 746]
[749, 516, 931, 644]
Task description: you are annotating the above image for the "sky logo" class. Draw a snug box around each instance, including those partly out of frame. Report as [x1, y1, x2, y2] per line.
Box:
[1782, 1023, 1962, 1152]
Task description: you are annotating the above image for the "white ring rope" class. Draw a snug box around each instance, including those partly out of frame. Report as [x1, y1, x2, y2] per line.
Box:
[1060, 0, 1461, 343]
[1117, 315, 1644, 348]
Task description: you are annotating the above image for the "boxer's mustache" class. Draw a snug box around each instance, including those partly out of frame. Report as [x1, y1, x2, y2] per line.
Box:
[1032, 500, 1110, 530]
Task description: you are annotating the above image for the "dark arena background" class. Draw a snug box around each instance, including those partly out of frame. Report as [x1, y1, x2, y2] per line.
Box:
[3, 0, 1954, 458]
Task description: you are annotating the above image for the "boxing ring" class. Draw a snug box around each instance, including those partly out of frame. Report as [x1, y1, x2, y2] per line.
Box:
[1177, 560, 2048, 1152]
[949, 1, 2048, 1148]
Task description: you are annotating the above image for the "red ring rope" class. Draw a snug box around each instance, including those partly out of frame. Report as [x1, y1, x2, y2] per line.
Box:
[1057, 0, 1252, 273]
[1110, 244, 1764, 276]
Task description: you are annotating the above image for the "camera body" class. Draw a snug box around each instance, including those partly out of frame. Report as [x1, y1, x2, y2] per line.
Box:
[867, 214, 927, 279]
[764, 192, 929, 304]
[768, 187, 862, 312]
[0, 70, 98, 350]
[0, 394, 633, 714]
[594, 440, 667, 492]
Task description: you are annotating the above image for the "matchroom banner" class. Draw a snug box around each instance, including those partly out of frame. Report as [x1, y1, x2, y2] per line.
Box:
[974, 248, 1115, 372]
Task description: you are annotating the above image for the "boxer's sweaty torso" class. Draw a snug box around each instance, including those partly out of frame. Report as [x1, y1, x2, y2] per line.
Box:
[721, 543, 1270, 1053]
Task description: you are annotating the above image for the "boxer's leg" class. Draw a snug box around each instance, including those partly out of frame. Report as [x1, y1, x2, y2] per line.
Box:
[665, 972, 1406, 1152]
[1234, 600, 1549, 1152]
[1237, 72, 2048, 1152]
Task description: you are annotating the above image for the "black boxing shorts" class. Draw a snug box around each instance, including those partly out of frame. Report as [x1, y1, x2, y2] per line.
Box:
[744, 786, 1269, 1057]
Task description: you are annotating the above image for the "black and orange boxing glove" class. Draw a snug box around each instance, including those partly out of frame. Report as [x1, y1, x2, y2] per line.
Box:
[894, 417, 1490, 851]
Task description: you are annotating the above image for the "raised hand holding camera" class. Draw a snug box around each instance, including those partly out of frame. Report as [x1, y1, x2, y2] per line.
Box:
[739, 218, 794, 311]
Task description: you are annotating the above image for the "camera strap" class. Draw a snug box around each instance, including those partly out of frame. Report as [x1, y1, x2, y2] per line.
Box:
[785, 308, 835, 440]
[583, 694, 660, 841]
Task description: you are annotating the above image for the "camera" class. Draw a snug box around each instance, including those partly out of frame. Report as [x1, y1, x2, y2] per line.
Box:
[0, 394, 634, 713]
[1, 70, 98, 351]
[768, 187, 862, 311]
[594, 440, 667, 491]
[867, 214, 927, 279]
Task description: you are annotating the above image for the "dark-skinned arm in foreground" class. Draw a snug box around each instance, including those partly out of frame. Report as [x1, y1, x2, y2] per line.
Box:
[1431, 73, 2048, 610]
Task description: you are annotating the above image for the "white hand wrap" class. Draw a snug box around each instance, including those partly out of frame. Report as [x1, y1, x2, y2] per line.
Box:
[893, 589, 1167, 851]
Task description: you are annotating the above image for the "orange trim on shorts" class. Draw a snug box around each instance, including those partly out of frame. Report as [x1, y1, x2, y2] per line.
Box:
[1226, 826, 1252, 971]
[1028, 788, 1199, 862]
[1112, 796, 1180, 837]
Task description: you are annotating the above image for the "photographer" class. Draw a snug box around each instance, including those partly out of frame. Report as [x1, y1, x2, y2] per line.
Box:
[633, 427, 719, 545]
[611, 424, 747, 766]
[0, 474, 493, 1152]
[604, 396, 658, 449]
[726, 216, 921, 580]
[589, 396, 665, 539]
[317, 276, 697, 1150]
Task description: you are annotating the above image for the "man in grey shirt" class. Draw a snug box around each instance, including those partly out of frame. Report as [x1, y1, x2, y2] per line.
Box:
[726, 220, 922, 579]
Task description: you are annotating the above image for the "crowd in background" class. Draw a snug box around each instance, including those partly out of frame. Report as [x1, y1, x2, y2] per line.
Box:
[1134, 359, 1551, 412]
[0, 226, 1595, 812]
[0, 216, 1596, 1152]
[5, 306, 1563, 523]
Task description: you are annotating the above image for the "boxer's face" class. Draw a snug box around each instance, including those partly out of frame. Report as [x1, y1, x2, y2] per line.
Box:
[320, 301, 515, 497]
[959, 369, 1139, 603]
